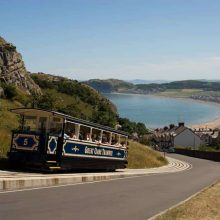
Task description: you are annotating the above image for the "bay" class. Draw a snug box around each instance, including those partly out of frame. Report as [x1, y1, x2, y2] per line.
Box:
[105, 93, 220, 128]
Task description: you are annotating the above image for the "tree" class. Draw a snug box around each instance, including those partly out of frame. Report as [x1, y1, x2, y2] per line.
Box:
[35, 93, 56, 110]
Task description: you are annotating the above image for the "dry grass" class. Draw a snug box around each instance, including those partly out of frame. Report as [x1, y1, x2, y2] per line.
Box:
[127, 141, 168, 169]
[155, 181, 220, 220]
[0, 99, 20, 157]
[0, 129, 11, 157]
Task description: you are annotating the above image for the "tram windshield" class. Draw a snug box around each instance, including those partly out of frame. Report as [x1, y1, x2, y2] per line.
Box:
[23, 116, 37, 132]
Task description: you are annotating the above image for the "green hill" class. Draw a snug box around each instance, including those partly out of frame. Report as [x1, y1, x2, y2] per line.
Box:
[84, 79, 134, 93]
[31, 73, 118, 127]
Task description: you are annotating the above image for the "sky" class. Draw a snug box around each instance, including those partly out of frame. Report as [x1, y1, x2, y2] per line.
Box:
[1, 0, 220, 81]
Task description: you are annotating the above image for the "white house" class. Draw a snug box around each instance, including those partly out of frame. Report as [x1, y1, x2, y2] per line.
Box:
[152, 123, 202, 148]
[172, 126, 201, 148]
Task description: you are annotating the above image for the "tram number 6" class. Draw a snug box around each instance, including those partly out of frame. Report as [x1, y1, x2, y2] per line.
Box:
[23, 138, 28, 146]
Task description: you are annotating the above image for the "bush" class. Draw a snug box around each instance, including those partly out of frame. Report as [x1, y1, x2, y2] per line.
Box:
[2, 84, 17, 100]
[118, 117, 148, 136]
[35, 93, 56, 110]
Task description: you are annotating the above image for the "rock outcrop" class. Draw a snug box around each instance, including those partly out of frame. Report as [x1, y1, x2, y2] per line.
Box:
[0, 36, 41, 95]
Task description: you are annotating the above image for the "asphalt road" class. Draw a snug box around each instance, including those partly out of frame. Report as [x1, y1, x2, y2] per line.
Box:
[0, 154, 220, 220]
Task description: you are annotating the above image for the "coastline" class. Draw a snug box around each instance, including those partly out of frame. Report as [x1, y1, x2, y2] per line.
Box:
[109, 92, 220, 129]
[190, 117, 220, 129]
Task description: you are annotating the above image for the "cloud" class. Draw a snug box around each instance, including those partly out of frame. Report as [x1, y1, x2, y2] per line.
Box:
[207, 56, 220, 61]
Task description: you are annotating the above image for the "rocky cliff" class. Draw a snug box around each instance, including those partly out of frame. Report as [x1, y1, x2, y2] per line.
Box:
[0, 36, 41, 95]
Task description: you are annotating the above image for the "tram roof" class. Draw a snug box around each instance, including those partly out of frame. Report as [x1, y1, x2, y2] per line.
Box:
[11, 108, 128, 136]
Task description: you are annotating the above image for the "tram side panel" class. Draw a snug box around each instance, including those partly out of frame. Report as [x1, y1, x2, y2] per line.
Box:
[60, 139, 128, 170]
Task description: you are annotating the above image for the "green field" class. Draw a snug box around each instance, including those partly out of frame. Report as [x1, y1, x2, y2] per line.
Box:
[157, 89, 220, 98]
[157, 89, 203, 98]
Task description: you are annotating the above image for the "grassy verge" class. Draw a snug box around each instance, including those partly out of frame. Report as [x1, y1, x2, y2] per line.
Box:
[155, 181, 220, 220]
[127, 141, 168, 168]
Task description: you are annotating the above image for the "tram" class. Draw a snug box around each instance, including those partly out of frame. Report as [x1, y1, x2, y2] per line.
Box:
[8, 108, 128, 171]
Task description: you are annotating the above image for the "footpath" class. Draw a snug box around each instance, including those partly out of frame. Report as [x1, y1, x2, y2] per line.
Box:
[0, 157, 191, 192]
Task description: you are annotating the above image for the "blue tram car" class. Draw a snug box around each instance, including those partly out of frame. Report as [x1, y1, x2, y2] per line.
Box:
[8, 108, 128, 171]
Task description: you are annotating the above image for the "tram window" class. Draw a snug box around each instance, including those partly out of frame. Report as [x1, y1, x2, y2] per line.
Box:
[23, 116, 37, 131]
[65, 122, 79, 139]
[111, 133, 121, 147]
[79, 125, 91, 141]
[91, 129, 102, 143]
[120, 135, 127, 148]
[49, 117, 63, 136]
[102, 131, 111, 144]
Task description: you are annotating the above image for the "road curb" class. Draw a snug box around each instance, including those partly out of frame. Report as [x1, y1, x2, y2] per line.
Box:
[0, 157, 191, 192]
[0, 172, 154, 192]
[148, 180, 219, 220]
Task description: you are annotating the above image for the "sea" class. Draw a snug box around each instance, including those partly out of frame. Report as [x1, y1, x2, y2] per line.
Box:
[105, 93, 220, 129]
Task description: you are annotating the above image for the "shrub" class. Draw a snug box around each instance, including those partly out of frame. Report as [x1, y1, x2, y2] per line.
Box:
[35, 93, 56, 110]
[2, 84, 17, 100]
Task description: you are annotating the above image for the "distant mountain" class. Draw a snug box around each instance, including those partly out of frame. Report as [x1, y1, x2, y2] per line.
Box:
[198, 79, 220, 83]
[84, 79, 133, 93]
[85, 78, 220, 94]
[127, 79, 171, 84]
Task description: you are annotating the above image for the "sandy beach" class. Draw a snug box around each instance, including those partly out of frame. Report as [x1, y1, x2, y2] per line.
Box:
[191, 117, 220, 129]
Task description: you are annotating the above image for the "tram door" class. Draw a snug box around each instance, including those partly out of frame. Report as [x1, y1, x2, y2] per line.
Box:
[55, 122, 66, 164]
[38, 117, 48, 153]
[56, 137, 63, 164]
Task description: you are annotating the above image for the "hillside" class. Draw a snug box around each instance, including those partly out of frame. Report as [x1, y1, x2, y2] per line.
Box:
[31, 73, 118, 126]
[0, 99, 21, 157]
